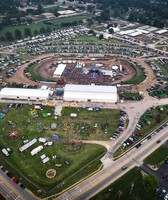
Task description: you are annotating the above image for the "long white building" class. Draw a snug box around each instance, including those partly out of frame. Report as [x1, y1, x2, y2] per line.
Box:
[64, 84, 117, 103]
[53, 64, 66, 78]
[0, 88, 50, 101]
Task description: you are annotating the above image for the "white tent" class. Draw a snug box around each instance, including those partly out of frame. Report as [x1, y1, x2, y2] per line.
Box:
[64, 84, 117, 103]
[0, 88, 50, 101]
[53, 64, 66, 78]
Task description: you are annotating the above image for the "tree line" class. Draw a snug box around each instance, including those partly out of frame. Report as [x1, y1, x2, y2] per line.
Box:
[0, 26, 52, 41]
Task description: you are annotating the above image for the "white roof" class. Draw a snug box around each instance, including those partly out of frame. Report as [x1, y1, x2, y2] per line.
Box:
[64, 84, 117, 102]
[31, 145, 43, 156]
[64, 84, 117, 93]
[38, 138, 46, 143]
[119, 30, 135, 35]
[146, 27, 158, 32]
[40, 154, 46, 160]
[155, 29, 167, 34]
[42, 157, 50, 163]
[53, 64, 66, 76]
[0, 88, 50, 99]
[129, 31, 142, 37]
[19, 138, 37, 152]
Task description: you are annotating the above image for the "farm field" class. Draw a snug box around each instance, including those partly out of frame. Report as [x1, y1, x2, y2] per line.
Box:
[0, 103, 121, 196]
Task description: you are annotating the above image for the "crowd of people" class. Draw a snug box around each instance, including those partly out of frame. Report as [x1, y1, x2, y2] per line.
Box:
[62, 66, 112, 85]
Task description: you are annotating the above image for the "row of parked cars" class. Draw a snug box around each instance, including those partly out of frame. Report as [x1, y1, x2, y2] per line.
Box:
[156, 186, 168, 199]
[0, 165, 25, 189]
[110, 111, 127, 141]
[119, 93, 144, 101]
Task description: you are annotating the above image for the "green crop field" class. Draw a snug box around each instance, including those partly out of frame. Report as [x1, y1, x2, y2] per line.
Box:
[0, 104, 121, 197]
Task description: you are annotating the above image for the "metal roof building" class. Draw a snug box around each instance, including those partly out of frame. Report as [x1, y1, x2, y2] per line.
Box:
[64, 84, 117, 103]
[0, 88, 50, 100]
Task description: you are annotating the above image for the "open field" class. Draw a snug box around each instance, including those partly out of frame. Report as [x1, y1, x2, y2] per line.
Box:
[114, 105, 168, 158]
[0, 104, 121, 196]
[91, 167, 155, 200]
[144, 146, 168, 167]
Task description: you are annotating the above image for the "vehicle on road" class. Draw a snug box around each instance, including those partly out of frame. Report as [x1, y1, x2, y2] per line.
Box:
[122, 166, 128, 170]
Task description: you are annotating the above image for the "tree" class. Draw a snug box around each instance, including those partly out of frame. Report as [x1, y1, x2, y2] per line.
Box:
[108, 28, 114, 34]
[0, 36, 5, 41]
[39, 27, 46, 34]
[142, 174, 158, 192]
[5, 31, 13, 41]
[46, 26, 51, 33]
[88, 29, 94, 35]
[99, 34, 104, 40]
[24, 28, 32, 37]
[100, 9, 110, 21]
[15, 29, 22, 40]
[33, 29, 39, 36]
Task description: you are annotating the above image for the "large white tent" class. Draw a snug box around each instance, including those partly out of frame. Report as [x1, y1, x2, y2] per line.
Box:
[0, 88, 50, 100]
[53, 64, 66, 78]
[64, 84, 117, 103]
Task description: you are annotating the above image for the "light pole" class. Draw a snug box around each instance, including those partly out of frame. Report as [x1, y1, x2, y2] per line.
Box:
[118, 190, 123, 200]
[130, 182, 134, 195]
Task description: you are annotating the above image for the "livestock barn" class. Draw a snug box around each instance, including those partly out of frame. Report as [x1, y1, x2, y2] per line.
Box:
[64, 84, 117, 103]
[0, 88, 50, 101]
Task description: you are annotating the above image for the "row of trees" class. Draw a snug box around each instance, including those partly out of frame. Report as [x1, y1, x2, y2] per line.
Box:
[0, 26, 52, 41]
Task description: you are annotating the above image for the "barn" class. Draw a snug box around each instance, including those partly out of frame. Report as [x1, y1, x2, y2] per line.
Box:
[63, 84, 117, 103]
[0, 88, 50, 101]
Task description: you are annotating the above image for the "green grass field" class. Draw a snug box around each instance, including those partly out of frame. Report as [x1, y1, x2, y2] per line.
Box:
[0, 104, 121, 196]
[73, 35, 124, 44]
[124, 64, 146, 85]
[0, 14, 91, 40]
[91, 167, 155, 200]
[144, 146, 168, 167]
[114, 105, 168, 158]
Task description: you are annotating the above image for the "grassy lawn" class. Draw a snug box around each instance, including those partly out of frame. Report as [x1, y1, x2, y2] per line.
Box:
[144, 146, 168, 167]
[114, 105, 168, 158]
[0, 22, 48, 38]
[0, 104, 120, 196]
[124, 64, 146, 85]
[73, 35, 124, 44]
[28, 63, 54, 82]
[49, 13, 91, 25]
[91, 167, 155, 200]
